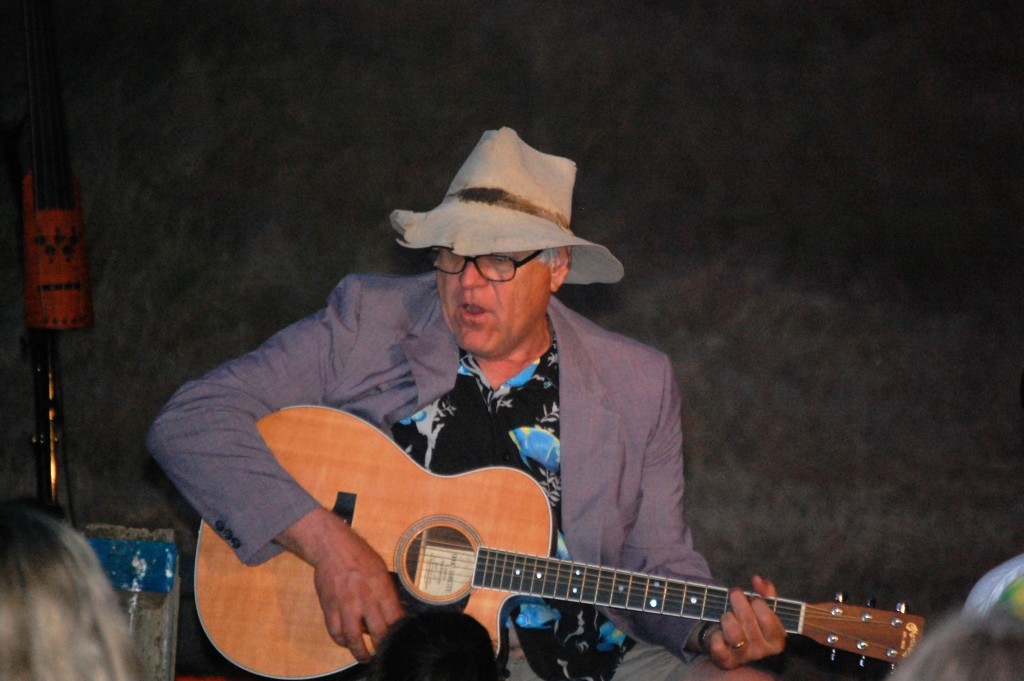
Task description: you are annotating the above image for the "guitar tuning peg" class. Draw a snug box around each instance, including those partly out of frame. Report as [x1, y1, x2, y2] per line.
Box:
[830, 592, 847, 662]
[859, 598, 877, 667]
[891, 603, 908, 672]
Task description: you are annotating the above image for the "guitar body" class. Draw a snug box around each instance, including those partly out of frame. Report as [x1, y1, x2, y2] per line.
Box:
[195, 406, 553, 679]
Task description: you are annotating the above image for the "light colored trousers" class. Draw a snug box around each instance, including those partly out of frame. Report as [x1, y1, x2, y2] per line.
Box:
[505, 643, 708, 681]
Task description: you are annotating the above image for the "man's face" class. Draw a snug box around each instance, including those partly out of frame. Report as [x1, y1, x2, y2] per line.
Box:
[437, 247, 570, 368]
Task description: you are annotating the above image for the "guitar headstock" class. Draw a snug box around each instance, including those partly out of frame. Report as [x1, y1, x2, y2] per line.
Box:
[802, 600, 925, 663]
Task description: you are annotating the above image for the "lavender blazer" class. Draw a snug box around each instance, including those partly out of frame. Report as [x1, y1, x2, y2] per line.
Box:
[148, 271, 711, 658]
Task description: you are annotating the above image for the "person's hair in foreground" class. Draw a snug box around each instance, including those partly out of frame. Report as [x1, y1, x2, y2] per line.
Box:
[888, 609, 1024, 681]
[370, 609, 499, 681]
[0, 500, 139, 681]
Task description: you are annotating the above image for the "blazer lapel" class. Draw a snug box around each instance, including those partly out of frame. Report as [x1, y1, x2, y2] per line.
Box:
[399, 308, 460, 417]
[549, 302, 625, 566]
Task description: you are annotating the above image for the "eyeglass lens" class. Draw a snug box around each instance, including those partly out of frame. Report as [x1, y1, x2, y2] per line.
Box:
[432, 249, 540, 282]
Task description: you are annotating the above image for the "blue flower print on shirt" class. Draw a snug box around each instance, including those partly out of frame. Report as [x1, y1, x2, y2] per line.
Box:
[516, 600, 562, 629]
[510, 427, 560, 472]
[597, 621, 628, 652]
[555, 532, 571, 561]
[506, 359, 539, 387]
[397, 410, 428, 425]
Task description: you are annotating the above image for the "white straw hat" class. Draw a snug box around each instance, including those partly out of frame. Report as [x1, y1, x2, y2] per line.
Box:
[390, 127, 623, 284]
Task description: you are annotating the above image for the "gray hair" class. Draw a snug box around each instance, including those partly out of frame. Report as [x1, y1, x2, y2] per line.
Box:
[888, 610, 1024, 681]
[0, 502, 139, 681]
[537, 246, 571, 269]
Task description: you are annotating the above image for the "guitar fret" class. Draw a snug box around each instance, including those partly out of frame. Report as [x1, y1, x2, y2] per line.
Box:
[483, 548, 498, 590]
[565, 564, 585, 601]
[773, 598, 804, 633]
[644, 578, 668, 613]
[541, 556, 558, 597]
[585, 568, 598, 603]
[537, 556, 553, 595]
[516, 554, 532, 594]
[585, 568, 596, 604]
[663, 581, 685, 616]
[535, 556, 552, 597]
[609, 571, 629, 608]
[535, 556, 553, 597]
[498, 551, 513, 592]
[626, 574, 645, 610]
[513, 554, 531, 593]
[593, 567, 610, 606]
[596, 570, 611, 606]
[551, 558, 570, 599]
[474, 548, 490, 589]
[599, 572, 613, 603]
[683, 584, 710, 619]
[532, 557, 548, 593]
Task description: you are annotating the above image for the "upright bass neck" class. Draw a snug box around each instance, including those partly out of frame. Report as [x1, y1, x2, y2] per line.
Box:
[22, 0, 92, 330]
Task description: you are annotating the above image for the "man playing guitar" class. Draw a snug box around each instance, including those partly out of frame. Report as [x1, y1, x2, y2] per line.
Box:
[149, 128, 788, 680]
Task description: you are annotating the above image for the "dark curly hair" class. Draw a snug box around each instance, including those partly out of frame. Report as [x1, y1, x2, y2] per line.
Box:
[370, 610, 498, 681]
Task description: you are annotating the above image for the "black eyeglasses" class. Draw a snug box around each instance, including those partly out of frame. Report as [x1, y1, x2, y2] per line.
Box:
[431, 248, 543, 282]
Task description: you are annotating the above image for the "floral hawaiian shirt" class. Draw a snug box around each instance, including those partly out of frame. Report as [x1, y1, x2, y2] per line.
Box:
[392, 335, 634, 681]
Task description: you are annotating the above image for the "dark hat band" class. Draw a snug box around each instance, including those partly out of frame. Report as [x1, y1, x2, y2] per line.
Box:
[452, 187, 571, 232]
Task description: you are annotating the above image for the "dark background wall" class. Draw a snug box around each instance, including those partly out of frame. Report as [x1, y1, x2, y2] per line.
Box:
[1, 2, 1022, 679]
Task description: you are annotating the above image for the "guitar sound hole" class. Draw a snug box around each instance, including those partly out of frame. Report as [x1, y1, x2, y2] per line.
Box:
[398, 519, 478, 606]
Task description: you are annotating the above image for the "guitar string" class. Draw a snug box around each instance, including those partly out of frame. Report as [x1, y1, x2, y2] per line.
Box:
[404, 547, 810, 623]
[423, 547, 740, 605]
[409, 545, 903, 658]
[416, 541, 883, 617]
[409, 541, 907, 631]
[411, 547, 903, 643]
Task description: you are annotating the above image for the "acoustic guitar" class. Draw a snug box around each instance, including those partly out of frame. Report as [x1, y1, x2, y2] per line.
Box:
[195, 406, 924, 679]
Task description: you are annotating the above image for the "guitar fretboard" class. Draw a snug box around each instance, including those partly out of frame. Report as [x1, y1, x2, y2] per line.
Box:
[474, 547, 805, 633]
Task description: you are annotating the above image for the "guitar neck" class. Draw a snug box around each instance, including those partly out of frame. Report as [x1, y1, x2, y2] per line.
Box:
[473, 547, 805, 633]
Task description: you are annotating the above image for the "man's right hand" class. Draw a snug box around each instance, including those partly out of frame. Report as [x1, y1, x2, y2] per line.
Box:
[276, 507, 404, 662]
